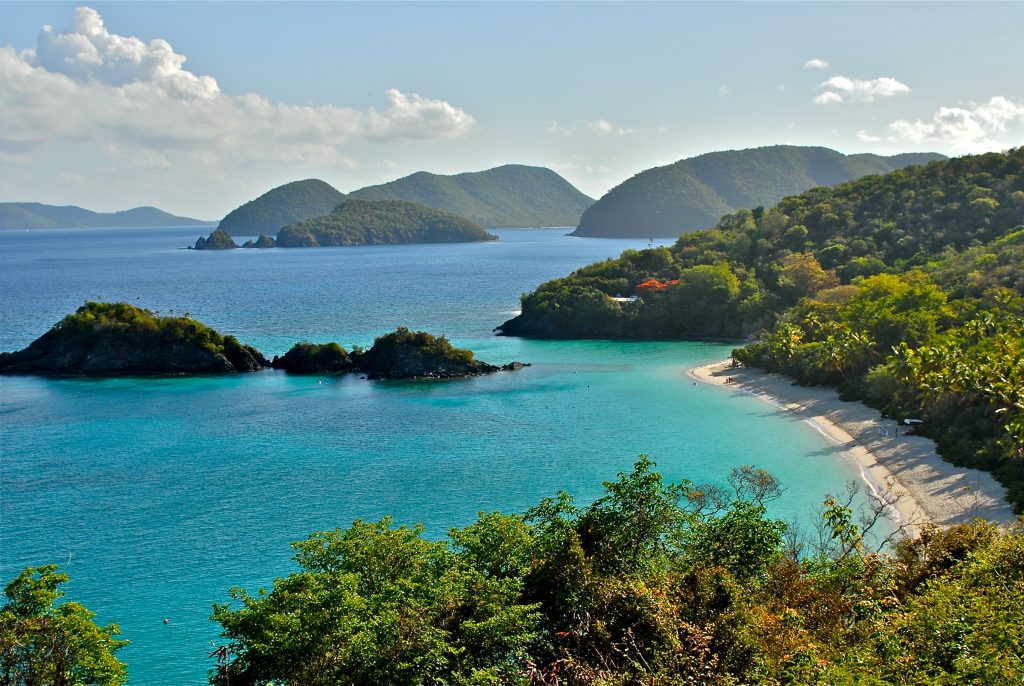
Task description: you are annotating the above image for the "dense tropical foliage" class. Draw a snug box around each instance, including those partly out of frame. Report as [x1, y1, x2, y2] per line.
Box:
[350, 164, 594, 228]
[1, 565, 128, 685]
[209, 458, 1024, 685]
[571, 145, 944, 237]
[502, 149, 1024, 509]
[276, 199, 497, 247]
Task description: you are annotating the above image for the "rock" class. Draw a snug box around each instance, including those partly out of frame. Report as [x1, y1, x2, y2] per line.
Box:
[193, 229, 239, 250]
[253, 234, 277, 248]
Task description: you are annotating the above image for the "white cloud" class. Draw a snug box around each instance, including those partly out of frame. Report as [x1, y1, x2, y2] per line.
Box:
[547, 118, 639, 136]
[886, 96, 1024, 153]
[0, 8, 475, 165]
[717, 85, 731, 96]
[803, 58, 829, 70]
[856, 129, 883, 143]
[814, 92, 844, 106]
[814, 75, 911, 104]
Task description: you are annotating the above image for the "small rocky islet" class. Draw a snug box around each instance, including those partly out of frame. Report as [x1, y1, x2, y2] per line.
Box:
[0, 302, 525, 380]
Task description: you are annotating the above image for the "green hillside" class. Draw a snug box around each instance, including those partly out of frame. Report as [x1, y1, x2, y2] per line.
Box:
[217, 179, 345, 235]
[349, 164, 594, 228]
[571, 146, 946, 237]
[275, 199, 497, 247]
[0, 202, 209, 230]
[501, 149, 1024, 507]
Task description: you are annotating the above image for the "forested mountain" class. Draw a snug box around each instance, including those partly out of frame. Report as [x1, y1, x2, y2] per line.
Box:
[571, 146, 946, 237]
[275, 199, 497, 247]
[0, 202, 209, 230]
[217, 179, 345, 235]
[349, 164, 594, 228]
[500, 149, 1024, 507]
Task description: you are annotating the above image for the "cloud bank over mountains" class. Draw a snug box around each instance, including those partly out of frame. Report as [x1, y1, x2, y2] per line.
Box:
[0, 7, 474, 166]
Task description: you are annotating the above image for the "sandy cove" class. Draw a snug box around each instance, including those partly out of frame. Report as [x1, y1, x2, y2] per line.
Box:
[691, 360, 1018, 536]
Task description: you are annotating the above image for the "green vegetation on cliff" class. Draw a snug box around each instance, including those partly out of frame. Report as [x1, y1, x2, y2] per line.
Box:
[349, 164, 594, 228]
[210, 458, 1024, 685]
[571, 146, 945, 237]
[0, 202, 209, 230]
[276, 199, 497, 247]
[217, 179, 345, 235]
[0, 301, 268, 375]
[502, 149, 1024, 508]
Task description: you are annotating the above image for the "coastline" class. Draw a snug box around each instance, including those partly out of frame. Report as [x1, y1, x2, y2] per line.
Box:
[690, 360, 1017, 537]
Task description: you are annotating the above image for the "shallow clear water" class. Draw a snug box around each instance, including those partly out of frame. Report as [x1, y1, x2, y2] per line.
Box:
[0, 227, 876, 683]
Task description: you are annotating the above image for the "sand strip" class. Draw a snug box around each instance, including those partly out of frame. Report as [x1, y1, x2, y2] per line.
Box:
[691, 360, 1017, 535]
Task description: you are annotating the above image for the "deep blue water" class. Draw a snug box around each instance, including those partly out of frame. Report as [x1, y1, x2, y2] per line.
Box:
[0, 226, 875, 683]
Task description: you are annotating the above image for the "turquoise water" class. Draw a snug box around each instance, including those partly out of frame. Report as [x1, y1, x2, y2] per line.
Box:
[1, 227, 873, 683]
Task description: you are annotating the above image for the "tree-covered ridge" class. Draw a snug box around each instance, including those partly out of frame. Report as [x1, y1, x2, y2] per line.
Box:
[571, 145, 946, 237]
[0, 301, 268, 375]
[217, 179, 346, 235]
[209, 458, 1024, 685]
[349, 164, 595, 228]
[0, 202, 209, 230]
[275, 199, 497, 247]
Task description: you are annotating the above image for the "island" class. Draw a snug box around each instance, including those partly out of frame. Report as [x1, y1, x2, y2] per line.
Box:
[272, 328, 527, 379]
[0, 302, 268, 376]
[274, 199, 497, 247]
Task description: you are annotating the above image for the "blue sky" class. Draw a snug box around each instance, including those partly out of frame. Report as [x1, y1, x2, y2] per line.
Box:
[2, 1, 1022, 219]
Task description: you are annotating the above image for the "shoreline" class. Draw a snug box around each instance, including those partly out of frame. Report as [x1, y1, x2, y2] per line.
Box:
[690, 360, 1017, 537]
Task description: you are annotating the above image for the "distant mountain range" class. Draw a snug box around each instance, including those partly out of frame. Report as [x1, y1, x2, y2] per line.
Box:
[0, 203, 211, 230]
[349, 164, 594, 228]
[217, 179, 346, 235]
[571, 146, 947, 238]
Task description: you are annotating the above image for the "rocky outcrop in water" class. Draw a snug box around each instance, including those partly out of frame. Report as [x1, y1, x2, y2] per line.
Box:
[193, 229, 239, 250]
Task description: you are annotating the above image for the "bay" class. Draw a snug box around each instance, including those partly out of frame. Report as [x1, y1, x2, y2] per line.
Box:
[0, 226, 878, 683]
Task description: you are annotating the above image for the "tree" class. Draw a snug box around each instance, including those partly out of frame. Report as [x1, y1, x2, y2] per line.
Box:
[210, 517, 538, 686]
[0, 565, 127, 686]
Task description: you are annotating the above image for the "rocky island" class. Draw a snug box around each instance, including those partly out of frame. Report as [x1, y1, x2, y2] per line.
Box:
[273, 328, 526, 379]
[1, 304, 524, 380]
[0, 302, 268, 376]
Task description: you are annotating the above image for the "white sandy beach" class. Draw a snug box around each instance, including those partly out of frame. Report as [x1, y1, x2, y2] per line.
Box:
[691, 360, 1018, 536]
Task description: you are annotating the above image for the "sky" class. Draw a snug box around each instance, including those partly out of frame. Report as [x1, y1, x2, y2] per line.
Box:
[1, 1, 1023, 219]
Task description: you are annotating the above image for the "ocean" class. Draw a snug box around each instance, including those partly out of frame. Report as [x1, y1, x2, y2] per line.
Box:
[0, 226, 877, 683]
